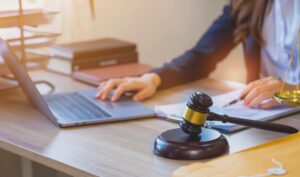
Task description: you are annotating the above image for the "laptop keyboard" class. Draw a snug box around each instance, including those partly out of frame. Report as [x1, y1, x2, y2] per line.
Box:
[45, 93, 112, 121]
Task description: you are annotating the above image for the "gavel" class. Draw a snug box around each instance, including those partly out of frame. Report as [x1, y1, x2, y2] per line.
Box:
[180, 92, 298, 135]
[154, 92, 298, 160]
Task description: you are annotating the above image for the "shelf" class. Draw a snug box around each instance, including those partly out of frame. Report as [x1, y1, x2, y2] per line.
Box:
[0, 27, 60, 42]
[0, 10, 58, 28]
[0, 1, 60, 75]
[9, 37, 55, 51]
[0, 56, 49, 76]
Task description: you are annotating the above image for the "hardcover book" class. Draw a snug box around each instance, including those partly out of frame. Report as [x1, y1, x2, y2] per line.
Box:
[49, 38, 136, 60]
[72, 63, 153, 86]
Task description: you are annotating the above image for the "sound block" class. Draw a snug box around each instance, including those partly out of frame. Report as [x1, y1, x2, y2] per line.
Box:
[153, 128, 229, 160]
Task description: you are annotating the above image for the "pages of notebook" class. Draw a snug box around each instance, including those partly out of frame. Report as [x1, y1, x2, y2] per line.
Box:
[155, 90, 300, 133]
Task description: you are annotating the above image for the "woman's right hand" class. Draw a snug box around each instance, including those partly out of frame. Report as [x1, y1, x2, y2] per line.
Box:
[95, 73, 161, 102]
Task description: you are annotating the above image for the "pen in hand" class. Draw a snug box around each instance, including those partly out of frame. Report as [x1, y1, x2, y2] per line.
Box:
[222, 95, 245, 108]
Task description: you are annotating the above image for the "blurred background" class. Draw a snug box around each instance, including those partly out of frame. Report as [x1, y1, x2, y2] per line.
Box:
[58, 0, 246, 83]
[0, 1, 246, 176]
[0, 0, 246, 83]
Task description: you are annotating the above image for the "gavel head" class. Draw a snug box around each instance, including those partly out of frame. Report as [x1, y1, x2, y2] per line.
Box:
[179, 92, 213, 136]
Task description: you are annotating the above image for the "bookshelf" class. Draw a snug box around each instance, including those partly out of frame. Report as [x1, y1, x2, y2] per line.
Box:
[0, 0, 60, 75]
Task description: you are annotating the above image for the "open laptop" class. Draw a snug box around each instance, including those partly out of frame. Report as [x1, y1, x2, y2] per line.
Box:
[0, 38, 155, 127]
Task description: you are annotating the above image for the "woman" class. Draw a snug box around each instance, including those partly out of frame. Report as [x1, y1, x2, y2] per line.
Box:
[96, 0, 300, 109]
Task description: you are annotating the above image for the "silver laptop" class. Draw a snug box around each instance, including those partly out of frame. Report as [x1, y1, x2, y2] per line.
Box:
[0, 38, 155, 127]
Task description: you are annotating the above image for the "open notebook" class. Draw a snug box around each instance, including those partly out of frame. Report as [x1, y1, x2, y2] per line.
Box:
[155, 90, 300, 133]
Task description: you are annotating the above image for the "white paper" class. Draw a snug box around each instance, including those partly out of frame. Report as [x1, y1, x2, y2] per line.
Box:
[155, 90, 300, 132]
[211, 90, 300, 119]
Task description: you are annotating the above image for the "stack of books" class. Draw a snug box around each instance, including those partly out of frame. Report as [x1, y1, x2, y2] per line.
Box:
[47, 38, 139, 75]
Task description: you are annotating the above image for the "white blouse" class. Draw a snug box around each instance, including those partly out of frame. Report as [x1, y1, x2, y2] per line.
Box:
[260, 0, 300, 84]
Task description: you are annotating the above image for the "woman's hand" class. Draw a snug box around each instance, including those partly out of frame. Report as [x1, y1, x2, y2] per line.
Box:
[96, 73, 161, 102]
[240, 76, 294, 109]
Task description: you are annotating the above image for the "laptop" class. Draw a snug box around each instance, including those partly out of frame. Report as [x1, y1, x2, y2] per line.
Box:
[0, 39, 155, 127]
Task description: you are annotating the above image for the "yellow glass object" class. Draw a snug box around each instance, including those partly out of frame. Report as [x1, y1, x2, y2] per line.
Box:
[274, 29, 300, 106]
[274, 90, 300, 106]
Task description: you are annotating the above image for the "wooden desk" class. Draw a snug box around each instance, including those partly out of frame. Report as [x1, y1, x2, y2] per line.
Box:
[173, 133, 300, 177]
[0, 71, 299, 177]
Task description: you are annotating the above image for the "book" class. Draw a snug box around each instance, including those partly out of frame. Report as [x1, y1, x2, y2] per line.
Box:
[72, 63, 153, 86]
[155, 89, 300, 133]
[47, 52, 138, 75]
[48, 38, 137, 60]
[72, 52, 138, 70]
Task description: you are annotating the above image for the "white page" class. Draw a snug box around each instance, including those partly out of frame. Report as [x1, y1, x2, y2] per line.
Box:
[211, 90, 299, 120]
[155, 102, 185, 120]
[155, 90, 300, 132]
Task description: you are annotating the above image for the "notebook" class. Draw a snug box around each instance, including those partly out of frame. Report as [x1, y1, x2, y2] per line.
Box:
[155, 90, 300, 133]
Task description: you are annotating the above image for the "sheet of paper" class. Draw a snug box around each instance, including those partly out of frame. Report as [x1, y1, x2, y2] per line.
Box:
[210, 90, 298, 120]
[155, 90, 300, 132]
[155, 102, 185, 120]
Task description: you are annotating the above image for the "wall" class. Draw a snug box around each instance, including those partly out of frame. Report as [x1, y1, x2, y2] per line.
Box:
[57, 0, 246, 83]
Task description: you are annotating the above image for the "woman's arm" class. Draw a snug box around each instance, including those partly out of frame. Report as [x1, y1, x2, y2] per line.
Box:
[96, 4, 239, 101]
[152, 4, 238, 90]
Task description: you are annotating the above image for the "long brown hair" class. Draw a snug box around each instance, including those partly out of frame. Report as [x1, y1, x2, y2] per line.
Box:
[231, 0, 272, 46]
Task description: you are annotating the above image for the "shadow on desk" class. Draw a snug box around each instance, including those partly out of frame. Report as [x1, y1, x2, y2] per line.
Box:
[0, 148, 71, 177]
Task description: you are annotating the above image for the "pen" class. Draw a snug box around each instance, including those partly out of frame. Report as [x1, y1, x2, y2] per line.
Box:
[222, 96, 245, 108]
[157, 115, 181, 123]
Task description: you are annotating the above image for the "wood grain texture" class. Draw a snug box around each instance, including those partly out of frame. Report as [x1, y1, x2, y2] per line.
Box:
[173, 133, 300, 177]
[0, 71, 299, 177]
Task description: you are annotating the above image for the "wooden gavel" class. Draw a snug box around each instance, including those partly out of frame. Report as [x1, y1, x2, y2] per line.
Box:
[180, 92, 299, 135]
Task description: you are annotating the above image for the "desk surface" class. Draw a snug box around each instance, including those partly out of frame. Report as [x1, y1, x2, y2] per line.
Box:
[0, 71, 299, 177]
[173, 133, 300, 177]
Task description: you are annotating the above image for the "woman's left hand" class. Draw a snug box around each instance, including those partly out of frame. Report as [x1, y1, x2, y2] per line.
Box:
[240, 76, 294, 109]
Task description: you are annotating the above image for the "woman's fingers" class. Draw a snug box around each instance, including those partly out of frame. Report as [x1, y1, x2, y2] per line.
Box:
[240, 78, 268, 98]
[96, 78, 154, 101]
[96, 73, 161, 102]
[111, 82, 145, 101]
[247, 90, 274, 108]
[96, 79, 123, 100]
[96, 81, 108, 98]
[258, 99, 279, 109]
[240, 77, 276, 98]
[133, 87, 155, 101]
[244, 86, 272, 105]
[242, 77, 284, 108]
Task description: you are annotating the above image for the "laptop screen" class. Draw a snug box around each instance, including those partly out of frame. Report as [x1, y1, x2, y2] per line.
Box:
[0, 38, 59, 126]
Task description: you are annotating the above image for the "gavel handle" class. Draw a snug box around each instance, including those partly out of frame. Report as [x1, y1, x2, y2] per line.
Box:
[208, 112, 299, 134]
